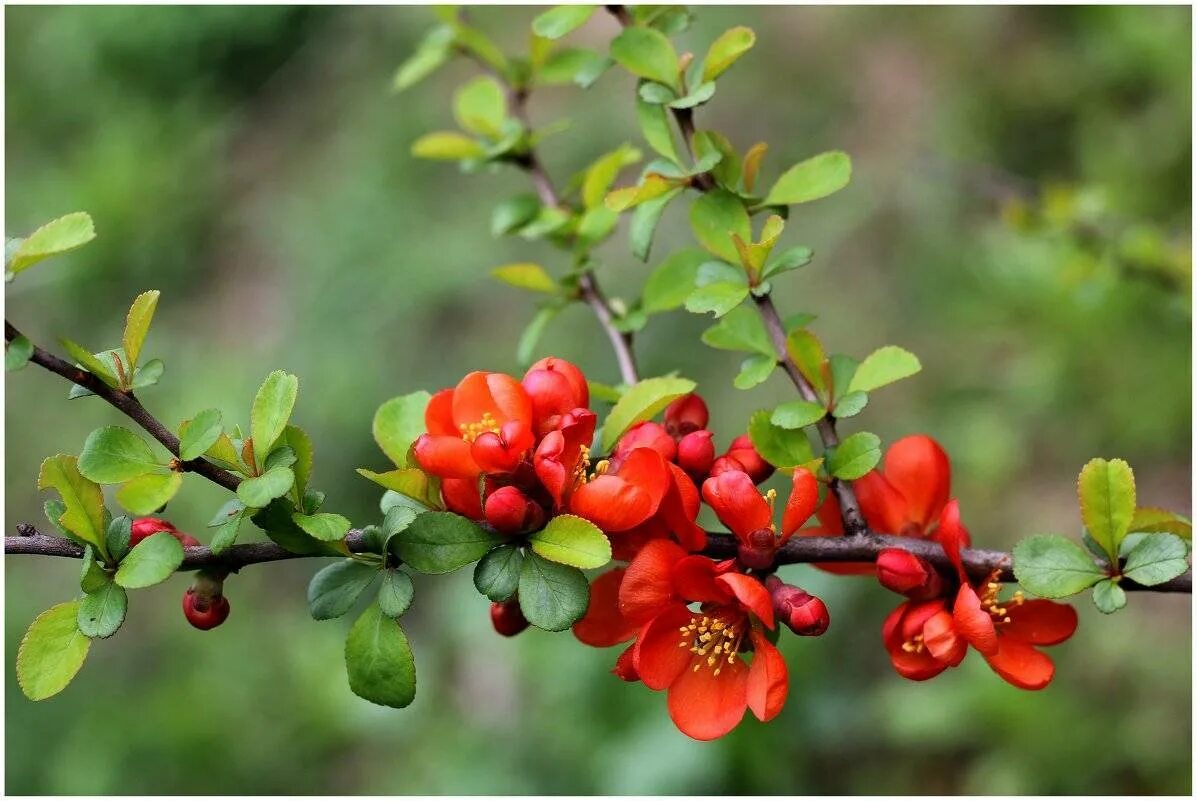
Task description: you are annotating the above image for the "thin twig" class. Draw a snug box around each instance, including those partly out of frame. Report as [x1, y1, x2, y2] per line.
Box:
[6, 321, 242, 492]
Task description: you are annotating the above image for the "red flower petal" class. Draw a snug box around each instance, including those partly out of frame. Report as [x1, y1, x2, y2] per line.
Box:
[922, 609, 967, 666]
[746, 629, 788, 722]
[441, 477, 483, 519]
[854, 470, 910, 535]
[452, 371, 532, 429]
[1003, 600, 1078, 646]
[781, 467, 820, 538]
[573, 568, 637, 647]
[701, 470, 772, 540]
[937, 499, 970, 581]
[425, 388, 457, 437]
[634, 604, 695, 691]
[612, 642, 639, 682]
[666, 651, 750, 741]
[883, 435, 951, 530]
[412, 434, 480, 480]
[716, 573, 775, 629]
[571, 448, 670, 532]
[671, 555, 733, 606]
[620, 539, 687, 624]
[953, 584, 998, 656]
[983, 637, 1055, 690]
[888, 646, 950, 681]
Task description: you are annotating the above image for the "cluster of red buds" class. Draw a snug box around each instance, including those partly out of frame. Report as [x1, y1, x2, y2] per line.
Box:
[131, 517, 230, 631]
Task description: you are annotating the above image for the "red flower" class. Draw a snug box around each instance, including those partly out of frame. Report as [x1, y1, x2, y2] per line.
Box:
[570, 447, 673, 532]
[413, 372, 534, 480]
[613, 421, 677, 464]
[532, 408, 597, 509]
[522, 357, 589, 436]
[881, 501, 1078, 689]
[664, 393, 709, 437]
[702, 467, 818, 569]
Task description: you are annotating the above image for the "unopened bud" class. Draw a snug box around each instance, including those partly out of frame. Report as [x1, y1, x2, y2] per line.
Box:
[490, 599, 530, 637]
[724, 435, 775, 484]
[182, 570, 230, 631]
[484, 486, 542, 536]
[614, 421, 677, 463]
[664, 393, 709, 437]
[132, 516, 200, 547]
[766, 576, 829, 636]
[875, 548, 943, 600]
[676, 429, 715, 480]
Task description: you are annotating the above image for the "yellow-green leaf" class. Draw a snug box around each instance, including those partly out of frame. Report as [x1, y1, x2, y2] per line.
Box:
[122, 290, 159, 373]
[17, 602, 91, 701]
[1078, 458, 1136, 561]
[116, 471, 183, 516]
[764, 150, 852, 206]
[7, 212, 96, 274]
[702, 26, 755, 81]
[38, 455, 106, 551]
[602, 376, 696, 451]
[491, 263, 558, 294]
[411, 132, 485, 160]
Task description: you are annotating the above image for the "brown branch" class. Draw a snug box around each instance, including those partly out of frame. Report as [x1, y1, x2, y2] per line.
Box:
[8, 525, 1190, 593]
[6, 321, 242, 492]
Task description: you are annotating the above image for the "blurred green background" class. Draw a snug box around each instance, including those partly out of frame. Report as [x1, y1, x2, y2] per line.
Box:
[5, 5, 1191, 794]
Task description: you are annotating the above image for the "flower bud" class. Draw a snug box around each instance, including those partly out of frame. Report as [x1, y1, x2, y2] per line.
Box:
[724, 435, 774, 484]
[484, 485, 543, 536]
[766, 576, 830, 636]
[664, 393, 709, 437]
[490, 599, 530, 637]
[182, 571, 230, 631]
[737, 527, 778, 571]
[131, 516, 200, 547]
[676, 429, 715, 480]
[523, 357, 589, 434]
[614, 421, 677, 464]
[875, 548, 943, 600]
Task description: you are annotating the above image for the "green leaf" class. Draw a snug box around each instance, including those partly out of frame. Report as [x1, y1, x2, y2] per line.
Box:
[106, 516, 132, 563]
[344, 603, 417, 709]
[1129, 507, 1192, 540]
[453, 76, 507, 138]
[378, 570, 415, 619]
[308, 560, 378, 620]
[583, 144, 641, 209]
[77, 582, 128, 639]
[116, 471, 183, 516]
[179, 408, 223, 461]
[38, 455, 106, 551]
[529, 514, 612, 569]
[207, 500, 246, 554]
[826, 432, 882, 480]
[1012, 534, 1106, 598]
[1122, 533, 1189, 586]
[601, 376, 696, 451]
[6, 334, 32, 371]
[532, 5, 597, 38]
[701, 305, 774, 356]
[518, 551, 590, 632]
[79, 547, 109, 593]
[131, 358, 164, 390]
[763, 150, 852, 206]
[761, 245, 813, 279]
[372, 391, 431, 469]
[667, 81, 715, 109]
[251, 370, 298, 467]
[630, 186, 683, 262]
[393, 25, 454, 92]
[786, 329, 827, 393]
[237, 466, 296, 509]
[1077, 458, 1136, 561]
[610, 26, 679, 87]
[473, 545, 524, 602]
[78, 426, 162, 484]
[122, 290, 159, 373]
[733, 354, 775, 390]
[848, 345, 922, 394]
[642, 249, 705, 312]
[771, 399, 826, 430]
[1091, 578, 1127, 613]
[689, 190, 751, 263]
[491, 194, 541, 236]
[636, 95, 680, 164]
[411, 131, 485, 160]
[393, 511, 501, 574]
[829, 354, 859, 399]
[17, 602, 91, 701]
[293, 512, 351, 542]
[537, 48, 609, 87]
[356, 467, 442, 510]
[702, 26, 755, 81]
[491, 263, 558, 294]
[282, 425, 314, 500]
[684, 282, 749, 318]
[748, 410, 815, 469]
[114, 531, 184, 589]
[59, 338, 118, 387]
[252, 499, 348, 557]
[7, 212, 96, 274]
[832, 390, 869, 419]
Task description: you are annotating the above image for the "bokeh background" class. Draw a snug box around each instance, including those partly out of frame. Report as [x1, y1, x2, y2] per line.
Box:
[5, 5, 1192, 794]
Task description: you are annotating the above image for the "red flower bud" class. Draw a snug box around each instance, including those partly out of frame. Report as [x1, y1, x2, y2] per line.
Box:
[490, 599, 530, 637]
[484, 485, 543, 536]
[767, 577, 830, 636]
[664, 393, 709, 437]
[875, 548, 944, 600]
[724, 435, 775, 484]
[523, 357, 589, 434]
[614, 421, 677, 464]
[737, 527, 779, 571]
[131, 516, 200, 548]
[182, 571, 230, 630]
[676, 430, 715, 480]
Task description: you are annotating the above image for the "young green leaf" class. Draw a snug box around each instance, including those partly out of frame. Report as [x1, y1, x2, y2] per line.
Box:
[748, 410, 815, 469]
[518, 551, 590, 632]
[832, 390, 869, 419]
[114, 531, 184, 589]
[411, 131, 486, 160]
[763, 150, 852, 206]
[392, 511, 501, 574]
[771, 399, 826, 430]
[106, 516, 132, 563]
[684, 282, 749, 318]
[357, 467, 442, 510]
[630, 186, 683, 262]
[848, 346, 922, 394]
[17, 602, 91, 701]
[642, 249, 705, 312]
[372, 391, 431, 469]
[179, 408, 223, 461]
[7, 212, 95, 275]
[702, 26, 755, 81]
[610, 26, 679, 88]
[1121, 533, 1189, 586]
[1091, 578, 1127, 614]
[78, 426, 162, 484]
[1012, 534, 1106, 598]
[689, 189, 752, 263]
[281, 425, 314, 501]
[537, 48, 609, 87]
[733, 354, 775, 390]
[636, 95, 681, 164]
[293, 512, 351, 542]
[345, 603, 417, 708]
[251, 371, 298, 467]
[122, 290, 159, 373]
[701, 305, 774, 356]
[473, 544, 524, 602]
[208, 500, 246, 554]
[826, 432, 882, 480]
[393, 25, 454, 92]
[1077, 458, 1136, 561]
[453, 76, 507, 138]
[761, 245, 813, 280]
[252, 499, 348, 557]
[786, 329, 828, 393]
[59, 339, 119, 387]
[529, 514, 612, 569]
[38, 455, 106, 552]
[378, 569, 415, 618]
[491, 194, 541, 236]
[601, 376, 696, 451]
[1128, 507, 1192, 540]
[236, 466, 295, 509]
[308, 560, 379, 620]
[116, 471, 183, 516]
[79, 547, 110, 593]
[77, 582, 128, 639]
[492, 263, 558, 294]
[6, 334, 33, 372]
[531, 5, 597, 39]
